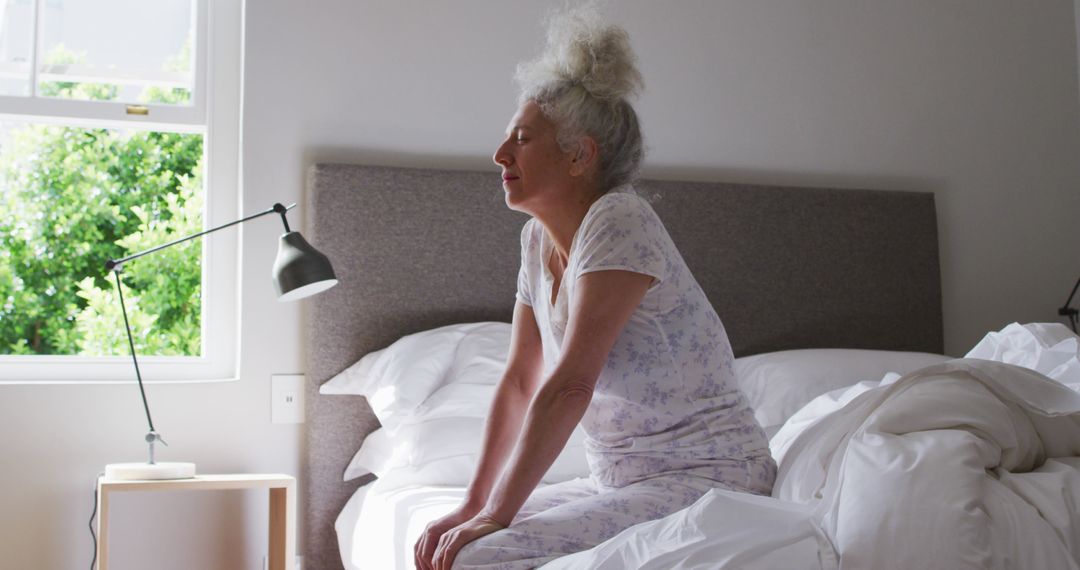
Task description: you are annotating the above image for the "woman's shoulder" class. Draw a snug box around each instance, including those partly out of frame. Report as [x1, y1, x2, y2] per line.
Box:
[520, 216, 540, 236]
[519, 217, 543, 252]
[595, 186, 652, 210]
[584, 187, 663, 230]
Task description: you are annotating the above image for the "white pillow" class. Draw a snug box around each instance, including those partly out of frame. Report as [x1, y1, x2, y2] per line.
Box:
[344, 418, 590, 486]
[413, 383, 496, 422]
[348, 417, 480, 478]
[361, 454, 483, 492]
[319, 322, 511, 430]
[735, 348, 950, 432]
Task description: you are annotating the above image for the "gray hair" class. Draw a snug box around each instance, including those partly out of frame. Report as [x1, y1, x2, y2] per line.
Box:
[514, 6, 645, 192]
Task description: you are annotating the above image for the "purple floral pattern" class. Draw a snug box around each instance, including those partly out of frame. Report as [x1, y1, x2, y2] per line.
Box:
[475, 189, 777, 569]
[454, 461, 775, 569]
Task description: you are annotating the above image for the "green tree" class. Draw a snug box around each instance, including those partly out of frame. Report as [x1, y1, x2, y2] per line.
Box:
[74, 168, 203, 356]
[0, 43, 203, 356]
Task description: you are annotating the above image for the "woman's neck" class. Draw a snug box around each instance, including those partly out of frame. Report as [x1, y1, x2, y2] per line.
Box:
[536, 191, 603, 260]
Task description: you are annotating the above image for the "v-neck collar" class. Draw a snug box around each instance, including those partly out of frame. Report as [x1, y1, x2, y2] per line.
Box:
[538, 190, 623, 310]
[541, 230, 573, 310]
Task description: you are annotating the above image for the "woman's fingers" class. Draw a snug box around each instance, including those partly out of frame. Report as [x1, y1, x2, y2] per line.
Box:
[433, 530, 456, 570]
[416, 505, 484, 569]
[414, 536, 428, 570]
[434, 526, 468, 570]
[415, 526, 438, 570]
[432, 517, 505, 570]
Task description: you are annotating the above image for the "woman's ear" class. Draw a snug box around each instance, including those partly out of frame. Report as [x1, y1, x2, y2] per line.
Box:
[568, 136, 599, 178]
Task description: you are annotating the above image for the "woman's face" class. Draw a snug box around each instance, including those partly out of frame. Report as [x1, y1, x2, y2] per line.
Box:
[493, 100, 576, 214]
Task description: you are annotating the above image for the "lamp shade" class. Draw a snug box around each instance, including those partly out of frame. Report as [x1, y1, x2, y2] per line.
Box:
[273, 231, 338, 302]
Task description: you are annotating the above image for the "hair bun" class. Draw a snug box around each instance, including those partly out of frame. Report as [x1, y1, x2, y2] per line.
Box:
[517, 7, 643, 102]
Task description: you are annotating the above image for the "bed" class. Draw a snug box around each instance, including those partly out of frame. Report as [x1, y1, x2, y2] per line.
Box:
[301, 163, 1080, 569]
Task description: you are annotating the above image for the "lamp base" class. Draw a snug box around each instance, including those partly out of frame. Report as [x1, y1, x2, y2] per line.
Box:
[105, 462, 196, 480]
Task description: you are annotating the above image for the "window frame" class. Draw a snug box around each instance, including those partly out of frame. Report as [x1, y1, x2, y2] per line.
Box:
[0, 0, 242, 384]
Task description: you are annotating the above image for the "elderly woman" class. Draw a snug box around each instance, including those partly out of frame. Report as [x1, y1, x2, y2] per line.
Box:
[415, 10, 776, 570]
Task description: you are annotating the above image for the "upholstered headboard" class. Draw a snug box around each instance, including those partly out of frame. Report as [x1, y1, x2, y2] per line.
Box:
[302, 163, 943, 569]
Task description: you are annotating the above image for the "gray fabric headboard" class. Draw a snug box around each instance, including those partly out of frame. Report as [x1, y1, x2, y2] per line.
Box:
[302, 163, 943, 569]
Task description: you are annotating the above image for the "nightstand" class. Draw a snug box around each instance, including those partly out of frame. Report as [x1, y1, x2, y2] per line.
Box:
[95, 473, 296, 570]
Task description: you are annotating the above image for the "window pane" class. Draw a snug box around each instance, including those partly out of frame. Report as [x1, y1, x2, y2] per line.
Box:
[0, 120, 204, 356]
[0, 0, 34, 96]
[38, 0, 195, 105]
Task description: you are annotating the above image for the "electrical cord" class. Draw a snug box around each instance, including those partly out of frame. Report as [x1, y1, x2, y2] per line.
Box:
[90, 472, 104, 570]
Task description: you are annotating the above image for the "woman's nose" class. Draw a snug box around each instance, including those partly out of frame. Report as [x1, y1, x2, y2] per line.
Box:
[493, 141, 511, 167]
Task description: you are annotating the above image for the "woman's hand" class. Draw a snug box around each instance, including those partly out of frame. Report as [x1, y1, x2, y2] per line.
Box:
[431, 514, 505, 570]
[414, 507, 477, 570]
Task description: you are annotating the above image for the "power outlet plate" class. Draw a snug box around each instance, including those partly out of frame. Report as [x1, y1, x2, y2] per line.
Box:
[271, 374, 305, 424]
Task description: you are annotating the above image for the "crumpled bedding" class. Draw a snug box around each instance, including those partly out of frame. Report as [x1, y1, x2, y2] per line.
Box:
[540, 486, 835, 569]
[546, 325, 1080, 569]
[774, 358, 1080, 569]
[339, 325, 1080, 569]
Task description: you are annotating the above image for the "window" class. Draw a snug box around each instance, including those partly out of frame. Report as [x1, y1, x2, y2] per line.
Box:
[0, 0, 241, 383]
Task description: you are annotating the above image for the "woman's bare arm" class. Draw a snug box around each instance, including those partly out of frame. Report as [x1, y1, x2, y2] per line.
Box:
[478, 269, 652, 525]
[460, 301, 546, 513]
[429, 270, 652, 569]
[415, 303, 545, 570]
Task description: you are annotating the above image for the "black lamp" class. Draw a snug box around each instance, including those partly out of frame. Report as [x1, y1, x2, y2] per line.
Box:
[102, 202, 337, 480]
[1060, 275, 1080, 334]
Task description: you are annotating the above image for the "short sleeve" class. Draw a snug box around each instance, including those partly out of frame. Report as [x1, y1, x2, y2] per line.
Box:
[516, 219, 534, 306]
[574, 193, 667, 284]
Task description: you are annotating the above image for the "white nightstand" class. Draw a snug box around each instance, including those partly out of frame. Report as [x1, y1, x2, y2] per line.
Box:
[95, 473, 296, 570]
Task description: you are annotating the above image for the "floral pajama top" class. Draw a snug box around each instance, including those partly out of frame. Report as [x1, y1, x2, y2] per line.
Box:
[516, 188, 774, 490]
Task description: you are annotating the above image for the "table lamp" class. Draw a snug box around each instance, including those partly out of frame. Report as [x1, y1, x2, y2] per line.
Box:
[102, 202, 337, 480]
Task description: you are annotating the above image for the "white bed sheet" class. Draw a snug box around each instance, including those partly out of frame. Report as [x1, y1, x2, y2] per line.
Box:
[336, 481, 466, 570]
[338, 363, 1080, 570]
[540, 488, 834, 570]
[336, 478, 834, 570]
[555, 359, 1080, 570]
[771, 358, 1080, 570]
[335, 325, 1080, 569]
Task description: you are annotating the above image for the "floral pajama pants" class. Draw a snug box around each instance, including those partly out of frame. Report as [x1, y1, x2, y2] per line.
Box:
[452, 458, 776, 570]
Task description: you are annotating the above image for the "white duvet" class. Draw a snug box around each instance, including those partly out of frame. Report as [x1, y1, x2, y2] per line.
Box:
[548, 358, 1080, 567]
[776, 358, 1080, 569]
[339, 325, 1080, 569]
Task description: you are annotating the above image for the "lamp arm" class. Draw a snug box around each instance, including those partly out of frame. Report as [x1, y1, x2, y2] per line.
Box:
[1060, 275, 1080, 316]
[114, 268, 155, 434]
[104, 202, 296, 270]
[104, 201, 296, 438]
[1060, 275, 1080, 334]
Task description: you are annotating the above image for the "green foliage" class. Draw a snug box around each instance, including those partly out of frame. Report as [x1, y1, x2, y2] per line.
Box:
[0, 37, 204, 357]
[74, 169, 204, 356]
[0, 104, 206, 357]
[0, 124, 204, 356]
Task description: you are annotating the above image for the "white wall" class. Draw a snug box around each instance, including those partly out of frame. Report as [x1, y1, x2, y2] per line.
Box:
[2, 1, 1079, 568]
